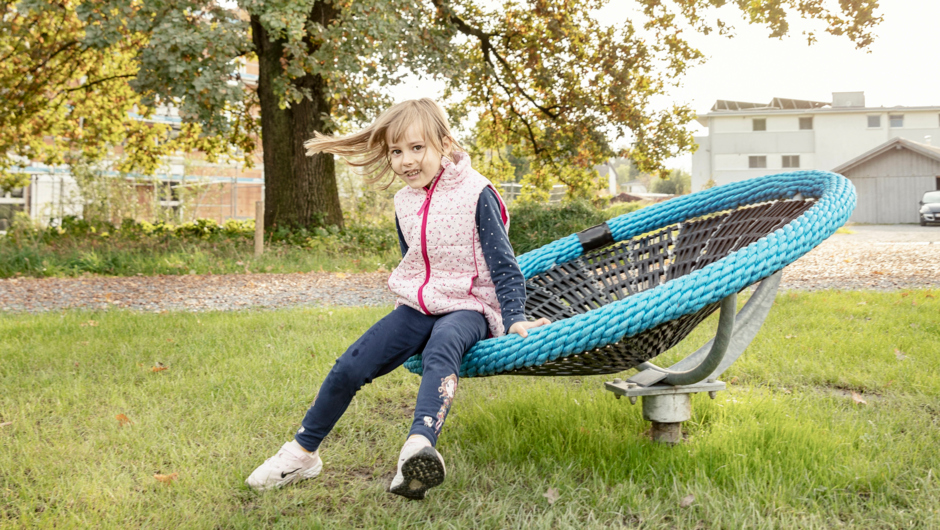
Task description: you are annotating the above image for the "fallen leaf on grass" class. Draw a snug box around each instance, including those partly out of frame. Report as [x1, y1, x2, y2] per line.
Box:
[77, 341, 89, 346]
[785, 335, 796, 339]
[857, 301, 867, 305]
[679, 494, 695, 508]
[894, 349, 907, 361]
[151, 364, 168, 372]
[115, 414, 132, 426]
[729, 376, 739, 385]
[543, 487, 560, 504]
[80, 320, 98, 327]
[0, 421, 12, 428]
[926, 292, 935, 299]
[154, 473, 178, 484]
[901, 292, 910, 298]
[851, 392, 867, 406]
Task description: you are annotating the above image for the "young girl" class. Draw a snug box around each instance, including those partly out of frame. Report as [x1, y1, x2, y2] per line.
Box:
[246, 98, 549, 499]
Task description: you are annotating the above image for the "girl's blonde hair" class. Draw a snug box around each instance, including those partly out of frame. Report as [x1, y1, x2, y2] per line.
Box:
[304, 98, 464, 189]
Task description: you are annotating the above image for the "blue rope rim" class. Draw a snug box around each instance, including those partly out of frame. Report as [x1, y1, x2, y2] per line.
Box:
[405, 170, 856, 377]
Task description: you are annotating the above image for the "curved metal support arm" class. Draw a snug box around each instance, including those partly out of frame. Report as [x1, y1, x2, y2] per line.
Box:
[630, 270, 783, 387]
[638, 293, 736, 385]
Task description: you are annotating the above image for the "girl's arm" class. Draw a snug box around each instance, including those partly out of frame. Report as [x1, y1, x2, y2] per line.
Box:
[395, 214, 409, 258]
[476, 188, 549, 337]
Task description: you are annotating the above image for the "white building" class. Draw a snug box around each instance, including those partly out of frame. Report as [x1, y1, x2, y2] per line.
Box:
[692, 92, 940, 223]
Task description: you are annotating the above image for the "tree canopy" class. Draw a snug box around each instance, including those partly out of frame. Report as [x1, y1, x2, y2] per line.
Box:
[5, 0, 880, 226]
[0, 0, 255, 192]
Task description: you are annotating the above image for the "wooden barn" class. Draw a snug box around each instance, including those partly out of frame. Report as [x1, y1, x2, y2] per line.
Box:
[833, 137, 940, 224]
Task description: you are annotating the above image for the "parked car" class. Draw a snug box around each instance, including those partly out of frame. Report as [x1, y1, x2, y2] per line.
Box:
[919, 190, 940, 226]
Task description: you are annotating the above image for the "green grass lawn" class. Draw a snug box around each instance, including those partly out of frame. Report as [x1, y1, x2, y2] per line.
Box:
[1, 290, 938, 528]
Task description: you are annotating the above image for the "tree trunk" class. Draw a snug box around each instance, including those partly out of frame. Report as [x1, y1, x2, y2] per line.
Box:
[250, 3, 344, 230]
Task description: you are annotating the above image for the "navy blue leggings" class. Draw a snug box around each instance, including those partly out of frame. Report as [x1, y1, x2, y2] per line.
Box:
[294, 305, 488, 451]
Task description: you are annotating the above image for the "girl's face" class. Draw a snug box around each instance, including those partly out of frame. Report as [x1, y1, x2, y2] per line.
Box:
[388, 125, 451, 189]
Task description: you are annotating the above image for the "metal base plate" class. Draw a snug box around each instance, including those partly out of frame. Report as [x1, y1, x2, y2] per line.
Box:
[605, 380, 726, 398]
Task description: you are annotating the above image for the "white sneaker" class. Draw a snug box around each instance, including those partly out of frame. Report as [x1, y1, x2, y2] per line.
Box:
[246, 440, 322, 492]
[388, 437, 446, 500]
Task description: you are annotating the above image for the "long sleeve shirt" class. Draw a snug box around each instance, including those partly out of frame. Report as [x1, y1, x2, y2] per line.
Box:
[395, 187, 527, 334]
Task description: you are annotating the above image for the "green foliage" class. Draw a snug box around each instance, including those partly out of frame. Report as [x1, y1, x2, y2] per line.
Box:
[1, 196, 655, 277]
[508, 199, 649, 255]
[650, 169, 692, 196]
[453, 0, 879, 193]
[0, 1, 255, 192]
[28, 0, 880, 223]
[0, 216, 398, 278]
[603, 201, 645, 219]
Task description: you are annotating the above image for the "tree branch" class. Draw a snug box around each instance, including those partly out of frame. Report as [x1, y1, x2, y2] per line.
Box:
[431, 0, 559, 120]
[63, 73, 137, 93]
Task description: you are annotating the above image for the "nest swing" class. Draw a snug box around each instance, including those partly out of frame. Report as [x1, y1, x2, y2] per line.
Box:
[405, 170, 856, 379]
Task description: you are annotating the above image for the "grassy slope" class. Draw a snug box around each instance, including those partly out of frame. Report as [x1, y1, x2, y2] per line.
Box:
[1, 290, 938, 529]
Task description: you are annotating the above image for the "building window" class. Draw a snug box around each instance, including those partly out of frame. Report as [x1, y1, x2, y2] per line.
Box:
[782, 155, 801, 168]
[799, 117, 813, 130]
[867, 115, 881, 128]
[752, 118, 766, 131]
[889, 114, 904, 128]
[748, 156, 767, 169]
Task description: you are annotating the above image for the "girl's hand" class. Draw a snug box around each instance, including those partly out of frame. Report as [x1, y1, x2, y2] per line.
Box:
[508, 318, 551, 339]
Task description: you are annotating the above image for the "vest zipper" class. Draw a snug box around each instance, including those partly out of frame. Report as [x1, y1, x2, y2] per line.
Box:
[416, 169, 444, 314]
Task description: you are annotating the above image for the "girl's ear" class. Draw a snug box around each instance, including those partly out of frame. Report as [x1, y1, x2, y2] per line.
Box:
[441, 135, 454, 157]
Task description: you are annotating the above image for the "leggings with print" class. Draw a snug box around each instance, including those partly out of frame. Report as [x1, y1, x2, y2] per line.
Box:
[294, 304, 488, 450]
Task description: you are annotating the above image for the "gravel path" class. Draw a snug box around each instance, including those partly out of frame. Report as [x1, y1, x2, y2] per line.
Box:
[2, 226, 937, 313]
[0, 272, 397, 313]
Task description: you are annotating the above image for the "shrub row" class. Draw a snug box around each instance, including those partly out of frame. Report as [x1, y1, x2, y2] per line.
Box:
[508, 199, 645, 255]
[1, 199, 647, 277]
[3, 213, 398, 255]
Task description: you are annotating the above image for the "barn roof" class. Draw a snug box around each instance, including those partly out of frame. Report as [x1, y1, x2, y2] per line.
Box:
[832, 137, 940, 174]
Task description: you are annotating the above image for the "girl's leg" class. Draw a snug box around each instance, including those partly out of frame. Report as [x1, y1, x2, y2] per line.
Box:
[408, 310, 488, 446]
[295, 305, 437, 451]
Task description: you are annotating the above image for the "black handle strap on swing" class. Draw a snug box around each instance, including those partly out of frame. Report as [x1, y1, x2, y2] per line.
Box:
[577, 222, 615, 252]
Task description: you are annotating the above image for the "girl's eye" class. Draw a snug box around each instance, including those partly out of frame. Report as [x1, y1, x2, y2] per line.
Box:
[413, 145, 423, 152]
[390, 149, 401, 156]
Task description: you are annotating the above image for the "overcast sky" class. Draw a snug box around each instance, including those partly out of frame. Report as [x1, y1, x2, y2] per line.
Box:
[390, 1, 940, 171]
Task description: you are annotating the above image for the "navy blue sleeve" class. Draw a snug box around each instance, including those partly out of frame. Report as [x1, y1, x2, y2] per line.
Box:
[476, 187, 528, 333]
[395, 214, 408, 259]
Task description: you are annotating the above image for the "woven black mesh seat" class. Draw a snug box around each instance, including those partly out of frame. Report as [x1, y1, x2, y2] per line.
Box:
[510, 198, 814, 376]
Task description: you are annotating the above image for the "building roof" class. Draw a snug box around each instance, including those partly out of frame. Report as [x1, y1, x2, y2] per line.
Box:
[832, 137, 940, 174]
[697, 102, 940, 127]
[710, 98, 829, 112]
